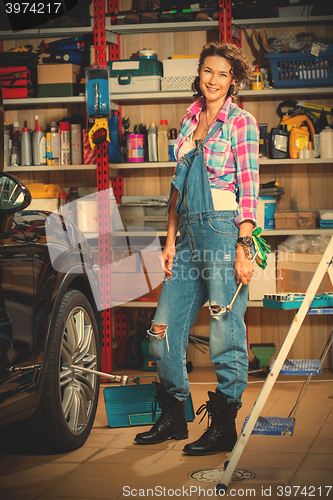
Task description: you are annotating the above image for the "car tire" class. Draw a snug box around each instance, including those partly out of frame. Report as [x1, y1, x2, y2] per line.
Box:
[25, 289, 101, 452]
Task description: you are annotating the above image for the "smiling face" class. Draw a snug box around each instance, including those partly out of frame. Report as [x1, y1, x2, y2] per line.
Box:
[199, 55, 236, 107]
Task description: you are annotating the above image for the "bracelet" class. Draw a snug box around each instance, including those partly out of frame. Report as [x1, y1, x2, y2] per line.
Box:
[236, 242, 252, 261]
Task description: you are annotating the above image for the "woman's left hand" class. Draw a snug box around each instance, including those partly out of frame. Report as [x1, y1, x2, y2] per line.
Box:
[234, 246, 254, 285]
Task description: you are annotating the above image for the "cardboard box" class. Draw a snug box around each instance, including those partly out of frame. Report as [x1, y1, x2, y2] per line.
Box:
[37, 63, 81, 97]
[274, 210, 319, 230]
[276, 251, 333, 294]
[249, 252, 277, 300]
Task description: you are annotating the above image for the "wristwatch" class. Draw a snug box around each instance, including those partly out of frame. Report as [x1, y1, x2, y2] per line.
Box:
[237, 236, 253, 247]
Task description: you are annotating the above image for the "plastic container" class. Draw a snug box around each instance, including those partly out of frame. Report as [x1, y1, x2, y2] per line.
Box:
[21, 122, 32, 166]
[157, 120, 169, 162]
[60, 121, 70, 165]
[252, 63, 264, 90]
[10, 122, 21, 166]
[269, 128, 289, 159]
[320, 126, 333, 159]
[147, 123, 158, 162]
[70, 123, 82, 165]
[86, 65, 110, 118]
[257, 196, 277, 230]
[289, 126, 310, 159]
[265, 51, 333, 88]
[76, 198, 98, 233]
[32, 116, 46, 166]
[126, 134, 145, 162]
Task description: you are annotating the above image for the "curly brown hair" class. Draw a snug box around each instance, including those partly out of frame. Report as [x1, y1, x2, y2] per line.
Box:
[192, 42, 252, 101]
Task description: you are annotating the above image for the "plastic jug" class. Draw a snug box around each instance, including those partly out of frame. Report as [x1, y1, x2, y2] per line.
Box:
[289, 126, 310, 159]
[158, 120, 169, 162]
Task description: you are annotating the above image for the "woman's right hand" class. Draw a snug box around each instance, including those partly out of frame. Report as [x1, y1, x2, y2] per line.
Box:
[161, 243, 176, 278]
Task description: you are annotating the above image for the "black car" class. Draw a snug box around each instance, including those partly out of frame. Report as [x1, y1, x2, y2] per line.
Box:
[0, 85, 102, 453]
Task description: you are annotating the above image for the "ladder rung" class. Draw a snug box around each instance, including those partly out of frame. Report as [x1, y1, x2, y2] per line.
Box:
[270, 359, 322, 375]
[242, 416, 295, 436]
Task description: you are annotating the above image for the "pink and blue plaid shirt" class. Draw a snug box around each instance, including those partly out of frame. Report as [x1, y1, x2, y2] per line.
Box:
[174, 96, 260, 226]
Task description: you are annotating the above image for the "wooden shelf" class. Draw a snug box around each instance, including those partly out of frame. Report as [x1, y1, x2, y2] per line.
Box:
[115, 299, 264, 308]
[262, 228, 333, 236]
[111, 157, 333, 169]
[6, 164, 96, 172]
[109, 87, 333, 102]
[232, 15, 333, 28]
[0, 26, 117, 43]
[106, 20, 220, 34]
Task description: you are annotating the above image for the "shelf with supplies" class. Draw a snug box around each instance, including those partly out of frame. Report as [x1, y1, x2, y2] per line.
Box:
[3, 88, 332, 108]
[108, 87, 333, 103]
[0, 26, 117, 43]
[232, 15, 333, 29]
[110, 157, 333, 170]
[5, 164, 120, 176]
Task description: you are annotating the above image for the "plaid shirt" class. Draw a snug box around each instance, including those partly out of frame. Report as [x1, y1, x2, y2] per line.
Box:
[174, 96, 260, 226]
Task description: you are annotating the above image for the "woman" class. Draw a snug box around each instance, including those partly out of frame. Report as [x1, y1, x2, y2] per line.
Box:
[135, 42, 259, 456]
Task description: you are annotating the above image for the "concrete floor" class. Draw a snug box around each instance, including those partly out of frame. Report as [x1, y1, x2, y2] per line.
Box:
[0, 366, 332, 500]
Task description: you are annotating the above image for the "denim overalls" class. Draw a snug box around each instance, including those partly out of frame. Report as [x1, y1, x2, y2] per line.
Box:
[149, 116, 248, 409]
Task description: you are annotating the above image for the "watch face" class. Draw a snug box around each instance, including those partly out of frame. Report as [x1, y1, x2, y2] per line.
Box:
[238, 236, 253, 247]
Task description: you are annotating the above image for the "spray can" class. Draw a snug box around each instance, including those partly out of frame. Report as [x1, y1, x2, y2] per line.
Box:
[157, 120, 169, 162]
[21, 121, 32, 166]
[4, 122, 10, 168]
[147, 122, 158, 162]
[50, 122, 60, 165]
[32, 116, 47, 166]
[59, 121, 71, 165]
[10, 122, 21, 166]
[70, 123, 82, 165]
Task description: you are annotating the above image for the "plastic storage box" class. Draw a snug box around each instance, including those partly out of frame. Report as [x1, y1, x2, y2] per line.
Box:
[104, 378, 195, 427]
[108, 59, 163, 93]
[265, 51, 333, 88]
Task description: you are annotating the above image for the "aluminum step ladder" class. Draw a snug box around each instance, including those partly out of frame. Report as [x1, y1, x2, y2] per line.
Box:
[216, 235, 333, 492]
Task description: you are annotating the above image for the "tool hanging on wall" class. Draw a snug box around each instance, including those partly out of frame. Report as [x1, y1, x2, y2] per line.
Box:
[86, 65, 111, 149]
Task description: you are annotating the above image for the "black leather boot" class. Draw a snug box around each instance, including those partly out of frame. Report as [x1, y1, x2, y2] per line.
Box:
[135, 382, 188, 444]
[183, 391, 238, 455]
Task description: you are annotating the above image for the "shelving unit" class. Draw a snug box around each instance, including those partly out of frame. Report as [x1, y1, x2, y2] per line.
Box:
[2, 1, 332, 370]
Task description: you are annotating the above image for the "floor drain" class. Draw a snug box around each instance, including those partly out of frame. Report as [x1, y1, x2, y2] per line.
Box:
[190, 468, 256, 483]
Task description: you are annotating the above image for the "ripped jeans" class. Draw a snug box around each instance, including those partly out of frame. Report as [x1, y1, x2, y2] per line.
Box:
[148, 211, 248, 409]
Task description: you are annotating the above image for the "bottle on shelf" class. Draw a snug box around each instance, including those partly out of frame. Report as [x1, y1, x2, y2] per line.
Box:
[21, 121, 32, 166]
[67, 187, 79, 225]
[158, 120, 169, 162]
[59, 121, 71, 165]
[32, 116, 47, 166]
[168, 127, 177, 162]
[147, 122, 158, 162]
[50, 122, 60, 166]
[252, 63, 264, 91]
[70, 123, 82, 165]
[4, 122, 10, 168]
[10, 121, 21, 166]
[59, 192, 68, 216]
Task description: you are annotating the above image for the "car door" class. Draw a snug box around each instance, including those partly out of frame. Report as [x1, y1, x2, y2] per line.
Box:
[0, 199, 35, 421]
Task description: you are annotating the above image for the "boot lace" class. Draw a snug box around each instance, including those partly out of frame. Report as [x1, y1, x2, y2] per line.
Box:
[152, 391, 165, 420]
[196, 401, 214, 431]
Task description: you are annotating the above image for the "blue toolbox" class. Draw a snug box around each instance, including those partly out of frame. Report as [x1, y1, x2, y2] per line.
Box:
[104, 376, 195, 428]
